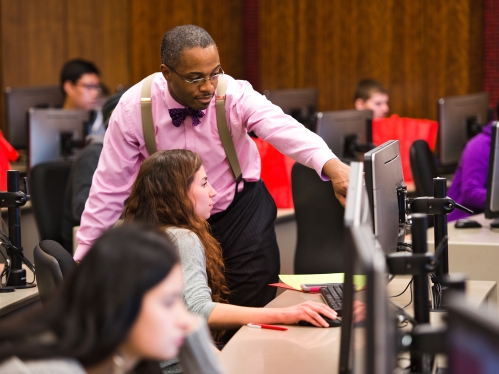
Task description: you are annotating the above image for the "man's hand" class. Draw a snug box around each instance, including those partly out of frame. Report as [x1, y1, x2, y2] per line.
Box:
[322, 158, 350, 207]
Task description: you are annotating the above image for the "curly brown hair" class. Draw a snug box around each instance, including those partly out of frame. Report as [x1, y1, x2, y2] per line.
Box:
[124, 150, 229, 306]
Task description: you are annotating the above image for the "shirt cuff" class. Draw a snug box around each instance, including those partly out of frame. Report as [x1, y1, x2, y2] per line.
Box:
[73, 244, 91, 262]
[311, 149, 338, 181]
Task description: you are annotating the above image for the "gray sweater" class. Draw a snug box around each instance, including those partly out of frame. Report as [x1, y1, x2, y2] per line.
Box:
[166, 227, 218, 319]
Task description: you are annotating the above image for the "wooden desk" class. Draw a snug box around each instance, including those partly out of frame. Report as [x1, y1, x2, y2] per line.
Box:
[0, 264, 40, 319]
[0, 286, 39, 319]
[425, 213, 499, 304]
[218, 278, 496, 374]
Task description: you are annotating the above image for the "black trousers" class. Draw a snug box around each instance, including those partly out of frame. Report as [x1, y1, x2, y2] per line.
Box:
[208, 179, 280, 304]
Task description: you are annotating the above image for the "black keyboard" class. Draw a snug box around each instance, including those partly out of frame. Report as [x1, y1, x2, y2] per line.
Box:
[320, 284, 343, 316]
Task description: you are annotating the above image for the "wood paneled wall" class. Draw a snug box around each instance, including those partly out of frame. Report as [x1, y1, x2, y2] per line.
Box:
[259, 0, 483, 120]
[0, 0, 130, 90]
[129, 0, 244, 84]
[0, 0, 483, 134]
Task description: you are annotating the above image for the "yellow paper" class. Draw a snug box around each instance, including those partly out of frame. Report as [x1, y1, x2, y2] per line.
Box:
[278, 273, 367, 291]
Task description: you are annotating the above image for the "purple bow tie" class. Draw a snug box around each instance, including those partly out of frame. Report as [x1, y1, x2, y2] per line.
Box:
[169, 107, 205, 127]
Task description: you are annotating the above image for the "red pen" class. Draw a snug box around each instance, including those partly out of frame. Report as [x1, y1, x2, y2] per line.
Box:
[247, 323, 288, 331]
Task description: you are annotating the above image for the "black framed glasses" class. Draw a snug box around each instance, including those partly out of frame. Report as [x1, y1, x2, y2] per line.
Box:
[167, 65, 224, 86]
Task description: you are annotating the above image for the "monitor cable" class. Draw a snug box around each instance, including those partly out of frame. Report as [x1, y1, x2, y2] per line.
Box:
[429, 235, 448, 310]
[0, 228, 35, 289]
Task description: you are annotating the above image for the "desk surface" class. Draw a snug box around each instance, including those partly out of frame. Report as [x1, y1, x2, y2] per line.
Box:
[218, 278, 496, 374]
[426, 213, 499, 246]
[0, 285, 39, 317]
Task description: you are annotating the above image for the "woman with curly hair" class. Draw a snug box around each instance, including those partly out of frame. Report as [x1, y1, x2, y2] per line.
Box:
[124, 150, 337, 344]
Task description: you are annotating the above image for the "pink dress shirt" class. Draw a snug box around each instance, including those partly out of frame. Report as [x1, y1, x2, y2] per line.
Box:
[74, 73, 336, 260]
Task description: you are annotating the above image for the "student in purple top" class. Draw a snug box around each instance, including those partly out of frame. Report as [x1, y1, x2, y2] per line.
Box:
[447, 103, 498, 221]
[74, 25, 350, 312]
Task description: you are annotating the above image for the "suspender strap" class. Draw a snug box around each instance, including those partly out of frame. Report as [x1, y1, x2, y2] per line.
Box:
[139, 73, 242, 182]
[140, 73, 157, 155]
[216, 76, 242, 182]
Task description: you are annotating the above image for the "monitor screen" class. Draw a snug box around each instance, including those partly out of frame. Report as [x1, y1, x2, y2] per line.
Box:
[28, 108, 89, 169]
[340, 164, 397, 374]
[364, 140, 406, 254]
[5, 85, 64, 150]
[263, 88, 318, 131]
[447, 297, 499, 374]
[485, 121, 499, 221]
[438, 91, 490, 168]
[316, 110, 373, 163]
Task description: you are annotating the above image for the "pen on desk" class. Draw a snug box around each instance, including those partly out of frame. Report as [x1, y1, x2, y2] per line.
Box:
[247, 323, 288, 331]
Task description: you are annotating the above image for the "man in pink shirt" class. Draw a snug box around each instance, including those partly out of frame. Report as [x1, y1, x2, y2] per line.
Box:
[75, 25, 349, 329]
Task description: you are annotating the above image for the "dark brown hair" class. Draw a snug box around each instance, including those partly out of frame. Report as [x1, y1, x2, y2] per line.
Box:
[354, 78, 387, 102]
[0, 225, 178, 373]
[124, 150, 229, 306]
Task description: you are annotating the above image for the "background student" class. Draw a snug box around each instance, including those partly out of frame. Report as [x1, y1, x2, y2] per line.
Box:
[447, 100, 499, 221]
[0, 225, 224, 374]
[124, 150, 338, 344]
[354, 78, 390, 119]
[60, 58, 106, 135]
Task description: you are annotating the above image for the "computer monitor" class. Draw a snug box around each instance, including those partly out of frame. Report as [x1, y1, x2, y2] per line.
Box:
[447, 296, 499, 373]
[437, 91, 490, 168]
[339, 162, 398, 373]
[315, 109, 374, 163]
[28, 108, 89, 169]
[364, 140, 407, 254]
[485, 121, 499, 226]
[263, 88, 318, 131]
[5, 85, 64, 150]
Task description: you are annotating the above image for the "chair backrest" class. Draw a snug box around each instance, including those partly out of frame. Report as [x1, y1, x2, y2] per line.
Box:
[33, 240, 76, 305]
[291, 162, 345, 274]
[29, 161, 72, 244]
[409, 140, 438, 197]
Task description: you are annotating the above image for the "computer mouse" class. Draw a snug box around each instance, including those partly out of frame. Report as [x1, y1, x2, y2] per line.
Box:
[454, 219, 483, 229]
[298, 315, 341, 328]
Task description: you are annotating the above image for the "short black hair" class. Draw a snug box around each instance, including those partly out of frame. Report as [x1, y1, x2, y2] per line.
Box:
[160, 25, 216, 68]
[354, 78, 387, 102]
[60, 59, 100, 95]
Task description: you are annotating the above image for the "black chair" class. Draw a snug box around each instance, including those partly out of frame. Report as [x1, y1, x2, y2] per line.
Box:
[33, 240, 77, 305]
[410, 140, 438, 198]
[410, 140, 439, 227]
[29, 161, 72, 247]
[291, 162, 345, 274]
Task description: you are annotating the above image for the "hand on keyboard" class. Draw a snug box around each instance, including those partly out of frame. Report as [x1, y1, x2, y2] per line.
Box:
[274, 300, 338, 328]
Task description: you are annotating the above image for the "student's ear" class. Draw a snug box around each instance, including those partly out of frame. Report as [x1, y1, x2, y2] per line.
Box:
[63, 80, 74, 96]
[354, 98, 366, 110]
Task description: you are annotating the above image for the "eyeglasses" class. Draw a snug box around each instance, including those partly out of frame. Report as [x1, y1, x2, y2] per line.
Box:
[75, 83, 101, 92]
[167, 65, 224, 86]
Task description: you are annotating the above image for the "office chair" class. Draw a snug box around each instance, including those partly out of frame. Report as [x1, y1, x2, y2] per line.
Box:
[33, 240, 77, 305]
[410, 140, 438, 197]
[410, 140, 438, 227]
[291, 162, 345, 274]
[29, 161, 72, 248]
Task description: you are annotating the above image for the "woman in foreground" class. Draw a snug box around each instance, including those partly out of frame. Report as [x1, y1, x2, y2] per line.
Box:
[124, 150, 338, 344]
[0, 225, 224, 374]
